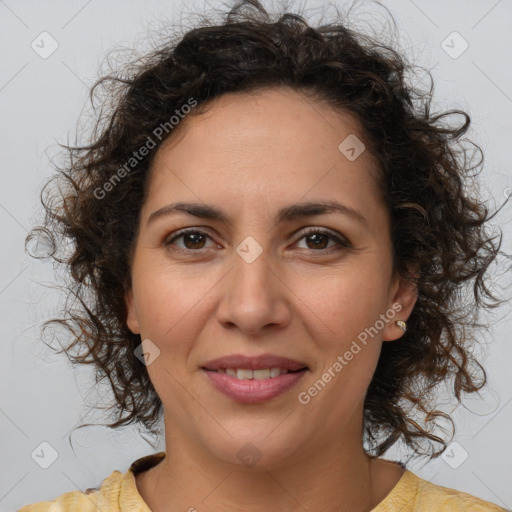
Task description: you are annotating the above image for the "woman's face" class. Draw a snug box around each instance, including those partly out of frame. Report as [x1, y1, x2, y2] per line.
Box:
[125, 87, 417, 469]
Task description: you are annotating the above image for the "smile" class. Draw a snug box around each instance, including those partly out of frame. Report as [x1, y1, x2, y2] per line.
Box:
[214, 367, 296, 379]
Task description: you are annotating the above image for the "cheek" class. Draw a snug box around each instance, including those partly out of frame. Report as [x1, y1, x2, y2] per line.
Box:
[133, 275, 201, 401]
[132, 268, 219, 369]
[294, 272, 386, 399]
[133, 264, 199, 332]
[297, 270, 388, 347]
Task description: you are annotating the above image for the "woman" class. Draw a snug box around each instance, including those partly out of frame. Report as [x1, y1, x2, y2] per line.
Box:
[20, 0, 510, 510]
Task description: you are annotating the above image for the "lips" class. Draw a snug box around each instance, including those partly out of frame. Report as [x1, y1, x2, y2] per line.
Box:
[201, 353, 309, 403]
[202, 353, 308, 372]
[202, 368, 308, 403]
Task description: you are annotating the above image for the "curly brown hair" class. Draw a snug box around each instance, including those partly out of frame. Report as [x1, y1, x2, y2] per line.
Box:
[27, 0, 509, 460]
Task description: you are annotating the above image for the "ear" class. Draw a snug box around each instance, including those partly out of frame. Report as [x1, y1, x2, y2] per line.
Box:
[382, 264, 418, 342]
[125, 287, 141, 335]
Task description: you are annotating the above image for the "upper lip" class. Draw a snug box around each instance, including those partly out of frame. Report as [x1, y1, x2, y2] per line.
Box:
[202, 354, 308, 371]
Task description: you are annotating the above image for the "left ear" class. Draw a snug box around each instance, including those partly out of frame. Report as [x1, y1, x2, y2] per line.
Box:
[382, 264, 419, 342]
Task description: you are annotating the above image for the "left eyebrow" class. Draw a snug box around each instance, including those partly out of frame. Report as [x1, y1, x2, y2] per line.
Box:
[146, 200, 368, 228]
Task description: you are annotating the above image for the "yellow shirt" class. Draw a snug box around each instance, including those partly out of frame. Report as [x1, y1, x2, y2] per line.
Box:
[18, 452, 508, 511]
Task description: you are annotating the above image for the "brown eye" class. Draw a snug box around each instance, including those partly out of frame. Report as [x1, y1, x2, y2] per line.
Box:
[295, 228, 351, 254]
[304, 232, 329, 250]
[164, 229, 215, 251]
[164, 227, 351, 255]
[181, 232, 207, 250]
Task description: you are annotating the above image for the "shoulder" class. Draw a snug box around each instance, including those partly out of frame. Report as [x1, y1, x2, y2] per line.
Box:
[409, 471, 508, 511]
[18, 452, 166, 512]
[17, 470, 124, 512]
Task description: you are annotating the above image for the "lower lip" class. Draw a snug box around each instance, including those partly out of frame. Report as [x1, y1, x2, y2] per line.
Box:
[202, 369, 307, 404]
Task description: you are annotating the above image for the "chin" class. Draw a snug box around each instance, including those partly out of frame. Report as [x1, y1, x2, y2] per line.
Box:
[202, 430, 305, 471]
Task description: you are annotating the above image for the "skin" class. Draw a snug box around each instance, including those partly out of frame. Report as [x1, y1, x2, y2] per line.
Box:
[125, 86, 418, 512]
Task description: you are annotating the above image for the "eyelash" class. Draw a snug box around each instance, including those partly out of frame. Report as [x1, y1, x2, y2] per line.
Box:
[164, 227, 351, 255]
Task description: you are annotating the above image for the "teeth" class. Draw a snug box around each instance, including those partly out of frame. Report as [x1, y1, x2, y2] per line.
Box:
[237, 369, 253, 380]
[219, 367, 291, 379]
[253, 369, 270, 380]
[270, 367, 281, 378]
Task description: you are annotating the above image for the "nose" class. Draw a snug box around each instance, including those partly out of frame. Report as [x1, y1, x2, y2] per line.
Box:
[216, 248, 292, 336]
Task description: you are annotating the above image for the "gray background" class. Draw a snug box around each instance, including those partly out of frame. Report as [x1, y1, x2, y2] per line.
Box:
[1, 0, 511, 510]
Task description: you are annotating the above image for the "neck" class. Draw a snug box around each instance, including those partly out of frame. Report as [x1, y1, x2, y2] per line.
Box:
[135, 417, 401, 512]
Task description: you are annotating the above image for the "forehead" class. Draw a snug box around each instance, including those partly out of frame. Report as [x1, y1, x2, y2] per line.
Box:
[144, 87, 384, 223]
[158, 86, 373, 165]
